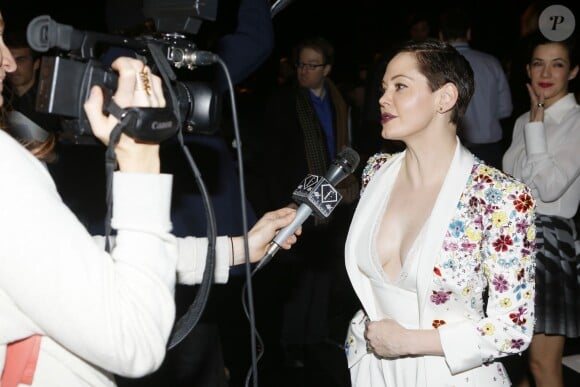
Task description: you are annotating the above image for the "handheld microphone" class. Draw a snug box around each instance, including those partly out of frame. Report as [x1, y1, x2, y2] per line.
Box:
[258, 147, 360, 268]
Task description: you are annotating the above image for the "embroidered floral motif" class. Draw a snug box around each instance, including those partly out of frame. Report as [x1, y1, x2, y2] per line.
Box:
[485, 187, 503, 204]
[361, 153, 392, 193]
[430, 290, 452, 305]
[492, 274, 510, 292]
[492, 211, 508, 228]
[515, 219, 530, 234]
[514, 193, 534, 212]
[513, 281, 528, 301]
[474, 173, 493, 185]
[481, 323, 496, 336]
[510, 338, 525, 350]
[344, 335, 354, 357]
[449, 220, 465, 237]
[460, 240, 477, 252]
[493, 235, 513, 252]
[498, 257, 518, 268]
[442, 259, 456, 270]
[500, 298, 512, 308]
[360, 156, 537, 365]
[509, 307, 528, 326]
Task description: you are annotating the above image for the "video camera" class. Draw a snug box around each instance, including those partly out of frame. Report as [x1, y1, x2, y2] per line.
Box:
[26, 0, 223, 142]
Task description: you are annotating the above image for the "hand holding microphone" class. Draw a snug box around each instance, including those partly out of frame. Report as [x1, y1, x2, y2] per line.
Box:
[255, 147, 360, 271]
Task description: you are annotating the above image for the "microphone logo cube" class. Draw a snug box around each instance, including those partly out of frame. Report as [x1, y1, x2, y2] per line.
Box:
[292, 174, 342, 219]
[292, 174, 321, 203]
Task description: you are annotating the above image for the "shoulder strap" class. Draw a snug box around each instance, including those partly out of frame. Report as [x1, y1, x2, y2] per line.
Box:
[1, 334, 42, 387]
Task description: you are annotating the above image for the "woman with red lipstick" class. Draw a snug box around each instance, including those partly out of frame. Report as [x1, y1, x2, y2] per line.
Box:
[344, 39, 537, 386]
[503, 32, 579, 387]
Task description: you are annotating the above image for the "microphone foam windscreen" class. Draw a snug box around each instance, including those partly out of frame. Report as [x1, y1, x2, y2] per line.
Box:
[337, 147, 360, 174]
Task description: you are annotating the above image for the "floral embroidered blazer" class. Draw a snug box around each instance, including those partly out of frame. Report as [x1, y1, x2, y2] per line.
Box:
[344, 141, 536, 381]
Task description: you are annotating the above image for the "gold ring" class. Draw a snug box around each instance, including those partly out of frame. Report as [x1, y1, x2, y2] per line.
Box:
[537, 102, 544, 108]
[136, 68, 152, 96]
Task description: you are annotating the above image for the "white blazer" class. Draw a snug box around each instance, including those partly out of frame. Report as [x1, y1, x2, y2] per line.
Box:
[345, 141, 536, 386]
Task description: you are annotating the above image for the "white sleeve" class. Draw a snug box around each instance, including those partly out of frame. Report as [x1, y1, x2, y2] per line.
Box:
[0, 140, 178, 378]
[438, 320, 482, 374]
[176, 236, 231, 285]
[521, 120, 580, 202]
[94, 235, 232, 285]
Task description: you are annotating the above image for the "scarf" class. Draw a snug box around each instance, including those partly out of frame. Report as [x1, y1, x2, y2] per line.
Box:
[295, 78, 359, 218]
[295, 78, 349, 177]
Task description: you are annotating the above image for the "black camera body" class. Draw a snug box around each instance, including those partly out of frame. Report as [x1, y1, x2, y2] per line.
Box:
[27, 0, 221, 142]
[36, 56, 117, 138]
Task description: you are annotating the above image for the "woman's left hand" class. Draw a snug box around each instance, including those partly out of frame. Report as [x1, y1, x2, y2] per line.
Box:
[84, 57, 166, 173]
[365, 318, 409, 358]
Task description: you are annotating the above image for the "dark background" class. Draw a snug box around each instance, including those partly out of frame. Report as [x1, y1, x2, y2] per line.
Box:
[2, 0, 578, 82]
[2, 1, 580, 386]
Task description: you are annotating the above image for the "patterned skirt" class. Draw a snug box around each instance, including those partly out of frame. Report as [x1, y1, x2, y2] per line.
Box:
[533, 214, 580, 337]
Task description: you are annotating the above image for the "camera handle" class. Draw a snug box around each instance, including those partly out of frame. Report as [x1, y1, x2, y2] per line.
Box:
[145, 42, 218, 350]
[104, 100, 180, 142]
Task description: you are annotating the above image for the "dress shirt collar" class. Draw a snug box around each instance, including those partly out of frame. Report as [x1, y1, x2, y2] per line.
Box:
[545, 93, 577, 124]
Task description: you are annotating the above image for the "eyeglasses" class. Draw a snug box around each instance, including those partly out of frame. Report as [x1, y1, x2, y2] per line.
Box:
[295, 62, 326, 71]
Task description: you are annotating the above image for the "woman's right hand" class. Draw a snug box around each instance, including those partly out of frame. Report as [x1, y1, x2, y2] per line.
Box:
[231, 207, 300, 266]
[83, 57, 166, 173]
[526, 83, 545, 123]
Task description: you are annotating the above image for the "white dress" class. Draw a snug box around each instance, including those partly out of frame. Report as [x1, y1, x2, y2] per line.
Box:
[355, 221, 425, 386]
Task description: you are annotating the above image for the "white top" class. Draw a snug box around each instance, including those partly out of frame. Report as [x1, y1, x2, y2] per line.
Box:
[0, 130, 233, 386]
[503, 93, 580, 218]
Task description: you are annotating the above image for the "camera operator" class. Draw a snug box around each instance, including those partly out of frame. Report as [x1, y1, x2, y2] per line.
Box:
[0, 9, 299, 387]
[104, 0, 278, 385]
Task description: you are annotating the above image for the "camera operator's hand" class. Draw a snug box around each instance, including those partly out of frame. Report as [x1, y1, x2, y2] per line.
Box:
[230, 207, 300, 266]
[84, 57, 166, 173]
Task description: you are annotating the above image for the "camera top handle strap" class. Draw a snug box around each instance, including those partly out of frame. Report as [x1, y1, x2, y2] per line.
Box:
[147, 42, 217, 350]
[103, 43, 217, 349]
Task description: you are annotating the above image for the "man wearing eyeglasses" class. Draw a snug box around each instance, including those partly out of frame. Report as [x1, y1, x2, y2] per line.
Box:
[256, 36, 360, 385]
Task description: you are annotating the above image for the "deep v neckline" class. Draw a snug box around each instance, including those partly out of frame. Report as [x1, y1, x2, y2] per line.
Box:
[371, 158, 433, 284]
[372, 218, 429, 284]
